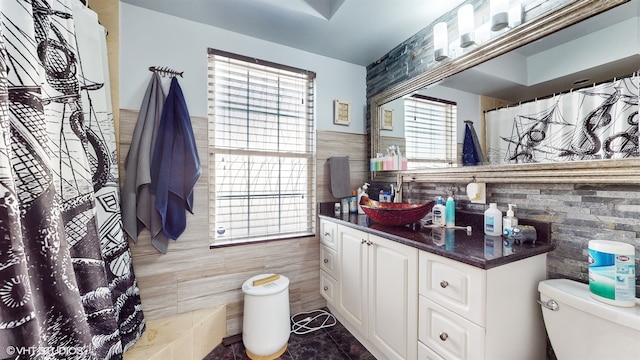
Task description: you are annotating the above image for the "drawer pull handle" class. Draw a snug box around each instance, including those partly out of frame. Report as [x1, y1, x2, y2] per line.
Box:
[324, 258, 329, 263]
[440, 281, 449, 288]
[323, 286, 329, 291]
[439, 332, 448, 341]
[324, 232, 331, 237]
[361, 239, 367, 244]
[366, 240, 372, 246]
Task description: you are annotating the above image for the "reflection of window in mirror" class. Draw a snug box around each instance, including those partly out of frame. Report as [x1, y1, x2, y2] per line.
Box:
[404, 95, 457, 169]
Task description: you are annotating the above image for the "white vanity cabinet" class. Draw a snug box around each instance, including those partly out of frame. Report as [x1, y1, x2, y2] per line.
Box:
[319, 219, 339, 306]
[418, 251, 547, 360]
[323, 221, 418, 360]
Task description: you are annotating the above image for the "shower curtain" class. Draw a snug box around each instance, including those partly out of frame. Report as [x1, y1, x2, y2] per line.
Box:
[486, 75, 639, 164]
[0, 0, 144, 359]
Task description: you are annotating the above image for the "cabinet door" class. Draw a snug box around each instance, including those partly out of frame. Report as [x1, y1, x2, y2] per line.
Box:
[368, 234, 418, 360]
[337, 225, 368, 335]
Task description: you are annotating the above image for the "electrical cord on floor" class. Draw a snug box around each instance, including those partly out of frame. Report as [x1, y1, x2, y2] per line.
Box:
[290, 309, 337, 335]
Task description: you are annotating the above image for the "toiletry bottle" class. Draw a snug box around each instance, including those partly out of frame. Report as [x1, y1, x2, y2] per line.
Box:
[445, 196, 455, 227]
[433, 196, 446, 226]
[357, 183, 370, 214]
[484, 203, 503, 236]
[503, 204, 518, 237]
[349, 190, 357, 213]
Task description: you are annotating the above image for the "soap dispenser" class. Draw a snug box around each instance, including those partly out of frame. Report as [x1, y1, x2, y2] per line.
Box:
[357, 183, 370, 214]
[503, 204, 518, 237]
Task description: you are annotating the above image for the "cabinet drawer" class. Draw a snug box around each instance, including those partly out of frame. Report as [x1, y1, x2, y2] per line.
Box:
[320, 219, 338, 250]
[418, 341, 445, 360]
[419, 297, 484, 360]
[419, 251, 486, 326]
[320, 245, 338, 278]
[320, 270, 337, 305]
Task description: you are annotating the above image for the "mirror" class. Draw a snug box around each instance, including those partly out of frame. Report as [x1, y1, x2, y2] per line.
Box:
[370, 0, 639, 183]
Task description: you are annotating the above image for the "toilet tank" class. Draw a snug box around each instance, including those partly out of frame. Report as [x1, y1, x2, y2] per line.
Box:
[538, 279, 640, 360]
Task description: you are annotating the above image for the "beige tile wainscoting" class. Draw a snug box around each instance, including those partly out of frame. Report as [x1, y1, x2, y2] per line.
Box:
[124, 305, 226, 360]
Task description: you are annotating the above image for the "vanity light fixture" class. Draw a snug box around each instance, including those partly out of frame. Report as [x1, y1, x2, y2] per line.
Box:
[458, 4, 475, 48]
[433, 22, 449, 61]
[490, 0, 509, 31]
[508, 3, 523, 28]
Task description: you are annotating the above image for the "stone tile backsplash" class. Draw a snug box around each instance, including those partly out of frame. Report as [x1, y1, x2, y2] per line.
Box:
[402, 182, 640, 297]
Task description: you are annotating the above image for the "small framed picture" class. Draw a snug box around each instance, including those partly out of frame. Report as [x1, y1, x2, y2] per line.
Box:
[334, 100, 351, 126]
[381, 108, 393, 130]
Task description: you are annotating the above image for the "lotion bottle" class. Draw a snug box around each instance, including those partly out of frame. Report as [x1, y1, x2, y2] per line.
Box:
[445, 196, 456, 227]
[484, 203, 502, 236]
[432, 197, 446, 226]
[502, 204, 518, 237]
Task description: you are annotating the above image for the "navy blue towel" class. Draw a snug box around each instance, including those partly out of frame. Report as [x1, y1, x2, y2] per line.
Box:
[150, 77, 201, 248]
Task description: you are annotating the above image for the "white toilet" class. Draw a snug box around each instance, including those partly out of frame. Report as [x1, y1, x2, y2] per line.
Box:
[538, 278, 640, 359]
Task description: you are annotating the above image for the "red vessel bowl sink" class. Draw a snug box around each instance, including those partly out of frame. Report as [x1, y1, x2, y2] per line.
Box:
[359, 196, 435, 226]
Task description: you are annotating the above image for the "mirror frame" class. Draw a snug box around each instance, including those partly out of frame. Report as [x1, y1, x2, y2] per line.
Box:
[371, 0, 637, 184]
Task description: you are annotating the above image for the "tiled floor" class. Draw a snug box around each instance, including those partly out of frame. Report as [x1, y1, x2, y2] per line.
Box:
[203, 310, 375, 360]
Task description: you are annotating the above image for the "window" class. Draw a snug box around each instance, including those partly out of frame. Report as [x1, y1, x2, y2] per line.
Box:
[403, 95, 457, 168]
[207, 49, 316, 245]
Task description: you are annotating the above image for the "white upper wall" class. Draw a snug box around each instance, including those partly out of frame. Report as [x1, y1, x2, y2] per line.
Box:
[527, 16, 639, 85]
[120, 3, 367, 134]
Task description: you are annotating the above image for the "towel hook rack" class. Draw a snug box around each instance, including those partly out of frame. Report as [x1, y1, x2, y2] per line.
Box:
[149, 66, 184, 78]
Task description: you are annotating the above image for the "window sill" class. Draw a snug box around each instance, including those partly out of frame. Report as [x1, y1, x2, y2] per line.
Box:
[209, 232, 315, 249]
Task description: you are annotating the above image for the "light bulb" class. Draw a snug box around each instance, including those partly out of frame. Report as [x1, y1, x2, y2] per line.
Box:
[490, 0, 509, 31]
[433, 22, 449, 61]
[458, 4, 475, 48]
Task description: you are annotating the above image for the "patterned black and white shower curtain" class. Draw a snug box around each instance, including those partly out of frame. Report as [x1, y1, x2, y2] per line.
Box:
[0, 0, 145, 359]
[486, 75, 639, 164]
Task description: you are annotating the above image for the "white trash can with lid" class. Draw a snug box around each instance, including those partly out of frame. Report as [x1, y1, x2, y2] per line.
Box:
[242, 273, 290, 360]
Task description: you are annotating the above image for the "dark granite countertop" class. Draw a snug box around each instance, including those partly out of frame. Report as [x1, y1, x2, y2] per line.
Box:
[319, 206, 554, 270]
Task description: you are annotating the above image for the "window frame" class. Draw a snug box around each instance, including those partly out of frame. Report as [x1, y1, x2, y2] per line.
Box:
[207, 49, 317, 247]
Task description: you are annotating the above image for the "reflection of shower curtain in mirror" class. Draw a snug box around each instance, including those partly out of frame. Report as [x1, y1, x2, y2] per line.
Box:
[486, 75, 639, 165]
[0, 1, 144, 359]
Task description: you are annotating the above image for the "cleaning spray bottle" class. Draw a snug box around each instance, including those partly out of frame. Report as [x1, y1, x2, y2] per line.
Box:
[357, 183, 370, 214]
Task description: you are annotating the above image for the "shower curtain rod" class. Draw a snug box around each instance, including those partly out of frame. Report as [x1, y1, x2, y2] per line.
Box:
[485, 70, 638, 114]
[149, 66, 184, 77]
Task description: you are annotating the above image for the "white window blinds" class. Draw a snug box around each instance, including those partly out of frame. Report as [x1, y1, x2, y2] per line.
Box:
[404, 95, 457, 168]
[207, 49, 316, 245]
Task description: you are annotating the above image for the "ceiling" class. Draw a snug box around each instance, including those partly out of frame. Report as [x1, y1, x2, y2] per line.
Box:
[119, 0, 465, 66]
[122, 0, 638, 102]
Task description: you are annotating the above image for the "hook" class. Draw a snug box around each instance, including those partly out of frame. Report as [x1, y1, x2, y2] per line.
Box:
[148, 66, 184, 78]
[471, 175, 477, 183]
